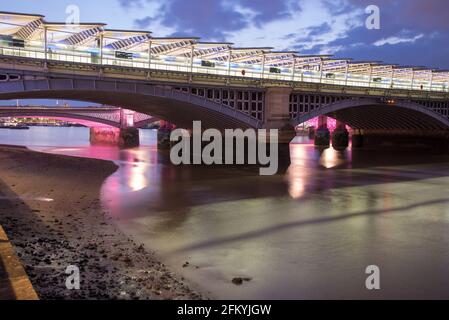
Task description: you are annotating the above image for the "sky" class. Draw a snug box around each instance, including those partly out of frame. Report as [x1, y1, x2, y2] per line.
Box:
[1, 0, 448, 70]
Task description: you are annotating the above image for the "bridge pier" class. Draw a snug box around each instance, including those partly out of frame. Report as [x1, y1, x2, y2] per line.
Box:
[157, 121, 176, 150]
[332, 121, 349, 151]
[352, 130, 364, 149]
[314, 116, 331, 148]
[89, 127, 140, 148]
[264, 87, 297, 166]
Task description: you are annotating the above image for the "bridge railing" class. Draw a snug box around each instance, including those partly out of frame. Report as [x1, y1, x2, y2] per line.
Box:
[0, 43, 448, 94]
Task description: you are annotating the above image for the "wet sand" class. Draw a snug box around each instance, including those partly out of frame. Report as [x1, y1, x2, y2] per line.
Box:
[0, 146, 202, 300]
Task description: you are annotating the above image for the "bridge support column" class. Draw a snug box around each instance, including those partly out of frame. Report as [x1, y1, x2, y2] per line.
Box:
[264, 87, 297, 166]
[90, 127, 139, 148]
[332, 121, 349, 151]
[158, 121, 176, 150]
[314, 115, 330, 147]
[352, 130, 364, 149]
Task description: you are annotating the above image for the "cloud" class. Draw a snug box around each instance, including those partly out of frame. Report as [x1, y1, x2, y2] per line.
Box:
[119, 0, 364, 51]
[223, 0, 364, 52]
[349, 0, 449, 29]
[118, 0, 144, 8]
[373, 33, 424, 47]
[123, 0, 249, 39]
[232, 0, 296, 26]
[117, 0, 177, 36]
[114, 0, 449, 68]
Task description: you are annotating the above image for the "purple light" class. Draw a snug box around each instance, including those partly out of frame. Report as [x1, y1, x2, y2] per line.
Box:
[301, 117, 350, 131]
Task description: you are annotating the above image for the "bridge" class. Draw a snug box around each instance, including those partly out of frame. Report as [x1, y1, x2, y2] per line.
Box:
[0, 106, 156, 128]
[0, 106, 156, 147]
[0, 11, 448, 153]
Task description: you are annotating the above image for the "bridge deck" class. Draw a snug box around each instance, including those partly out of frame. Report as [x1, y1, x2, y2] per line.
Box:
[0, 10, 447, 95]
[0, 46, 447, 94]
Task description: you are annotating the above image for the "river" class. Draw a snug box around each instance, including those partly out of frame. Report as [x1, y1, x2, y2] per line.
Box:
[2, 126, 449, 299]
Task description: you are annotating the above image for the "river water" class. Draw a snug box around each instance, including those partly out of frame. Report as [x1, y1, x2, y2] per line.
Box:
[2, 126, 449, 299]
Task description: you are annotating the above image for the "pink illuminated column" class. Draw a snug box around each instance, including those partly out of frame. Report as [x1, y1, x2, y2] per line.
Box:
[89, 108, 140, 148]
[335, 120, 346, 131]
[317, 115, 328, 129]
[121, 109, 135, 128]
[90, 126, 139, 148]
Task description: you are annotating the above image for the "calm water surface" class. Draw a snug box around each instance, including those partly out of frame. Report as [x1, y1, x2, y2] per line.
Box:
[3, 126, 449, 299]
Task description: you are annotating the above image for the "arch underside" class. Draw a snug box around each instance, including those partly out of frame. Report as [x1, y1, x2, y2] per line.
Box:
[0, 114, 117, 128]
[0, 90, 258, 130]
[0, 113, 159, 129]
[295, 100, 449, 131]
[329, 105, 449, 130]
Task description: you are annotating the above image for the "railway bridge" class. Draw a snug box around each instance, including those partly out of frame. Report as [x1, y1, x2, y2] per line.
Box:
[0, 11, 448, 153]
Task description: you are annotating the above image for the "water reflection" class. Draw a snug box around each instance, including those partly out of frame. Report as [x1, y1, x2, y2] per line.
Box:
[286, 167, 306, 199]
[287, 142, 310, 199]
[319, 148, 343, 169]
[0, 126, 90, 147]
[7, 127, 449, 299]
[111, 149, 157, 192]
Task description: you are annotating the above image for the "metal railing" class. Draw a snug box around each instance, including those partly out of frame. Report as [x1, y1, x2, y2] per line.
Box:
[0, 43, 448, 93]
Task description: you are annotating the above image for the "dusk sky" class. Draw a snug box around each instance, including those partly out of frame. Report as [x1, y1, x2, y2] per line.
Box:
[2, 0, 448, 70]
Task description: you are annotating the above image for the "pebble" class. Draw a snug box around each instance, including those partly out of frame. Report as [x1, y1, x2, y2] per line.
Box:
[232, 277, 252, 285]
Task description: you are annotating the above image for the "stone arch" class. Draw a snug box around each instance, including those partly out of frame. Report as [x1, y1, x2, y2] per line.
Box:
[0, 75, 262, 129]
[292, 98, 449, 130]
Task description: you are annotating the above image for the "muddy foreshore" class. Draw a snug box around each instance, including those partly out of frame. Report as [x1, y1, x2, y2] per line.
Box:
[0, 146, 203, 300]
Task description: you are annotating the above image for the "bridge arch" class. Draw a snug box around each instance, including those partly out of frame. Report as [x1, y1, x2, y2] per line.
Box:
[0, 73, 262, 130]
[292, 98, 449, 130]
[0, 109, 159, 129]
[0, 110, 120, 128]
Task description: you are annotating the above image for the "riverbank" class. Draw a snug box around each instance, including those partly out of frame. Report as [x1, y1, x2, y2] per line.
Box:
[0, 146, 202, 300]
